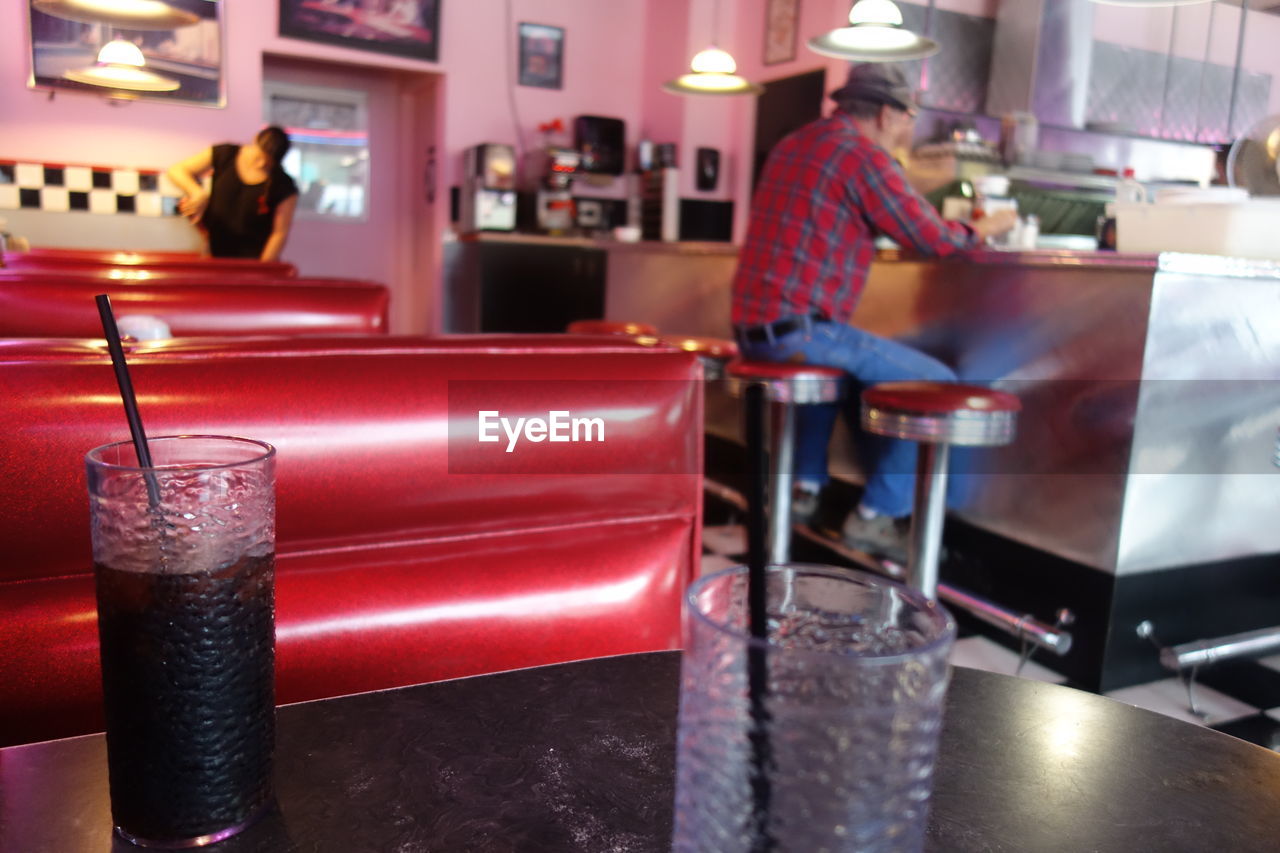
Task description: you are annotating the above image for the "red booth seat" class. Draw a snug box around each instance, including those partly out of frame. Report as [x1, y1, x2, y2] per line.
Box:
[0, 335, 703, 746]
[0, 277, 390, 336]
[1, 249, 296, 278]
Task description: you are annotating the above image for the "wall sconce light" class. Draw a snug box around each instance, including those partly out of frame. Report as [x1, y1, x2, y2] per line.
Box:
[63, 37, 180, 92]
[807, 0, 939, 62]
[663, 0, 763, 96]
[33, 0, 199, 29]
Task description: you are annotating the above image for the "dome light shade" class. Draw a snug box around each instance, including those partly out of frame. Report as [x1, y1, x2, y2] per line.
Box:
[848, 0, 903, 26]
[63, 37, 181, 93]
[689, 47, 737, 75]
[664, 45, 762, 96]
[662, 0, 762, 97]
[808, 0, 939, 62]
[33, 0, 200, 30]
[96, 38, 145, 67]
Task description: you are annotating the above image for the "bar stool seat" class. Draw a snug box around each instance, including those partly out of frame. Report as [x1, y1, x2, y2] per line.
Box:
[566, 320, 658, 336]
[727, 360, 845, 564]
[861, 381, 1020, 598]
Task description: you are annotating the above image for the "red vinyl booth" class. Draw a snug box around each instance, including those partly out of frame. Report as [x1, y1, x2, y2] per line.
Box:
[1, 248, 297, 278]
[0, 335, 704, 746]
[0, 276, 390, 336]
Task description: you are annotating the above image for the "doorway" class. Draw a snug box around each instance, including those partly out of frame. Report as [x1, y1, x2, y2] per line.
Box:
[263, 56, 438, 333]
[751, 69, 827, 191]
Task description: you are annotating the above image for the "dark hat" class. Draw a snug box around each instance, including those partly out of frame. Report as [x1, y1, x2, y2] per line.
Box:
[829, 63, 916, 111]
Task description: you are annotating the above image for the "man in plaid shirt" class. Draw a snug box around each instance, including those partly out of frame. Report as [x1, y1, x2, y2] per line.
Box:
[732, 63, 1017, 560]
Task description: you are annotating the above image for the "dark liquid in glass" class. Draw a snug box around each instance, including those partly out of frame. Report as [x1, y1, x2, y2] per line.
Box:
[95, 553, 276, 842]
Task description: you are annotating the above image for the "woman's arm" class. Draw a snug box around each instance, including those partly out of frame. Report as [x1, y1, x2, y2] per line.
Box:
[167, 148, 214, 223]
[259, 194, 298, 262]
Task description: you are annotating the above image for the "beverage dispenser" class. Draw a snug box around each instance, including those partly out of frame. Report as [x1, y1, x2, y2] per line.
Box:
[459, 143, 517, 233]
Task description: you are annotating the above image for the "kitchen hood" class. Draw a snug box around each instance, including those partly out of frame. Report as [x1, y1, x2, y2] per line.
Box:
[986, 0, 1095, 129]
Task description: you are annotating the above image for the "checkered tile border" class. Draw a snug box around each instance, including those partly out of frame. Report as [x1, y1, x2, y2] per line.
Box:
[0, 160, 182, 217]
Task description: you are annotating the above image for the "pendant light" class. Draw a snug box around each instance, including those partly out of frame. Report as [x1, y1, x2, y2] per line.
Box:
[33, 0, 200, 30]
[807, 0, 939, 62]
[663, 0, 763, 96]
[64, 37, 180, 92]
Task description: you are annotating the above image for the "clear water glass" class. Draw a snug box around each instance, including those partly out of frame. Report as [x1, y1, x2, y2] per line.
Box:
[672, 564, 956, 853]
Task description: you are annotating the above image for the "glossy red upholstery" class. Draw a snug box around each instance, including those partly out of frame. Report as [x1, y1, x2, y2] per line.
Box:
[726, 360, 846, 381]
[0, 336, 703, 746]
[566, 320, 659, 336]
[0, 276, 390, 336]
[2, 249, 296, 278]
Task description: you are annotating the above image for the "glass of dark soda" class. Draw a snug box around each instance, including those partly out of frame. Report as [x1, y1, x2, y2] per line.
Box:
[87, 435, 277, 848]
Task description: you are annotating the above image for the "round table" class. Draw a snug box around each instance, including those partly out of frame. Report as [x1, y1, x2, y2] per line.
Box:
[2, 652, 1278, 851]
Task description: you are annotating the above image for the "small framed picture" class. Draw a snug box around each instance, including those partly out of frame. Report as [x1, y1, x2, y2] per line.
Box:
[518, 23, 564, 90]
[764, 0, 800, 66]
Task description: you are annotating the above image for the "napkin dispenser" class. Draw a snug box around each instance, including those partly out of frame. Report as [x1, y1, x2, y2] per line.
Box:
[574, 115, 625, 176]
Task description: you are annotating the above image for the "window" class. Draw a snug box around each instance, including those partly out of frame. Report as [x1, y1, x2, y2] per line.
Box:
[264, 82, 369, 221]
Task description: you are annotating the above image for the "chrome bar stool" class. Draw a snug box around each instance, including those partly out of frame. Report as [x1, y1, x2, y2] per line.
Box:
[727, 360, 845, 565]
[861, 381, 1020, 599]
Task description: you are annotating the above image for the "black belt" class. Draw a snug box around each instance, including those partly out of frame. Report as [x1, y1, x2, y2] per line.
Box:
[738, 314, 824, 344]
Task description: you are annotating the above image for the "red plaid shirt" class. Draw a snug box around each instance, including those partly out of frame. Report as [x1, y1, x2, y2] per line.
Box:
[732, 111, 977, 326]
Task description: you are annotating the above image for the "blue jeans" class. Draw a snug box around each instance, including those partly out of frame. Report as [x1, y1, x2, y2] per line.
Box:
[736, 317, 956, 518]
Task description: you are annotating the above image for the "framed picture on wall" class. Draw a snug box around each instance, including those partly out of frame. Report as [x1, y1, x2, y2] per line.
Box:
[518, 23, 564, 90]
[26, 0, 225, 106]
[764, 0, 800, 66]
[278, 0, 440, 62]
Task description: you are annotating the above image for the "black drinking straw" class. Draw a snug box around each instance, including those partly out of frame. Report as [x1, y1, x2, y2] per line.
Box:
[95, 294, 161, 508]
[743, 382, 773, 850]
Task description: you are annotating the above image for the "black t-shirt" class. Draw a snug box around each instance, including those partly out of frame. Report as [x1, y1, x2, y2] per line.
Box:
[202, 144, 298, 259]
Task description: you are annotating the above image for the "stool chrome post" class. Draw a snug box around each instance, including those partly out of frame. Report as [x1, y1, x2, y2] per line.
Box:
[909, 442, 950, 600]
[862, 382, 1020, 601]
[727, 361, 845, 566]
[768, 401, 797, 566]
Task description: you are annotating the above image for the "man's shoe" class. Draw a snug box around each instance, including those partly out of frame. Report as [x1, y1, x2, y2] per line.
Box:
[791, 487, 821, 526]
[840, 511, 909, 563]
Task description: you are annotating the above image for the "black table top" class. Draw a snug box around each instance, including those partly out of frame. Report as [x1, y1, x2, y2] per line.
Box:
[3, 652, 1279, 852]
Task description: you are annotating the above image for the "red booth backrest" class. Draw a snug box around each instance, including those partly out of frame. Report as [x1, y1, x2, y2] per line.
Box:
[0, 336, 703, 746]
[0, 277, 390, 336]
[2, 249, 297, 278]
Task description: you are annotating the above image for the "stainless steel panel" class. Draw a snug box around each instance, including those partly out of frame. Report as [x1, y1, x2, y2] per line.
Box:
[602, 244, 1280, 575]
[1116, 267, 1280, 574]
[1033, 0, 1095, 129]
[985, 0, 1043, 121]
[848, 256, 1154, 573]
[896, 4, 996, 115]
[1087, 43, 1169, 137]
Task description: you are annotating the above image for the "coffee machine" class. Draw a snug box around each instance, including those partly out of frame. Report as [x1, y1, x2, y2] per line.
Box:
[526, 146, 581, 234]
[459, 143, 517, 232]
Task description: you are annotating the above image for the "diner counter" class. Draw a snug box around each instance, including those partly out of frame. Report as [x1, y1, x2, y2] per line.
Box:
[611, 246, 1280, 576]
[449, 230, 741, 255]
[5, 652, 1280, 852]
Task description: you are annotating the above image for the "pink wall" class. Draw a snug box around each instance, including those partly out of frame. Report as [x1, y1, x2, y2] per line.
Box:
[0, 0, 652, 331]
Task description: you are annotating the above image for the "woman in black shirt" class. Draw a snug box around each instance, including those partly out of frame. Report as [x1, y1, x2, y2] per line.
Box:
[167, 126, 299, 261]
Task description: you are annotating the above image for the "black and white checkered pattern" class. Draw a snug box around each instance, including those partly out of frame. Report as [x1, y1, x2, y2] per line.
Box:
[0, 160, 181, 217]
